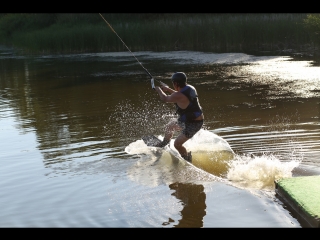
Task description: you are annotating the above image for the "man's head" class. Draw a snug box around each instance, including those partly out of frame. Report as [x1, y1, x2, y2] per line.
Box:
[171, 72, 187, 88]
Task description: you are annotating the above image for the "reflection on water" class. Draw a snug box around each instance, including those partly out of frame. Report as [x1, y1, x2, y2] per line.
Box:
[0, 47, 319, 227]
[164, 182, 206, 228]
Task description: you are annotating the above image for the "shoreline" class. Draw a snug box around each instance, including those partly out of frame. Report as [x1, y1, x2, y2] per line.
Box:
[1, 44, 320, 61]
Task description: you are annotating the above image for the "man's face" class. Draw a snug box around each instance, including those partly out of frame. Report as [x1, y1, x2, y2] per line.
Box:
[172, 81, 178, 90]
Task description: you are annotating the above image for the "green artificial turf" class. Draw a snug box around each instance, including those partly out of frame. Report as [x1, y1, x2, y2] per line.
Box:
[277, 176, 320, 219]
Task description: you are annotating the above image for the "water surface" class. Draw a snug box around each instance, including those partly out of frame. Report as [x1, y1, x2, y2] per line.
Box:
[1, 47, 320, 227]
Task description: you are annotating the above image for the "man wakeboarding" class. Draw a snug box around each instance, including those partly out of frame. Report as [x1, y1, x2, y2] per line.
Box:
[152, 72, 204, 163]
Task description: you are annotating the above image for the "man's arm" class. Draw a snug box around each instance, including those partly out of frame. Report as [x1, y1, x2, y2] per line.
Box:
[160, 84, 176, 94]
[156, 81, 176, 94]
[155, 86, 183, 103]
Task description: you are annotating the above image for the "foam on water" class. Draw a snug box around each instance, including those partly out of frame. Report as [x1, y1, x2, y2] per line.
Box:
[226, 153, 300, 190]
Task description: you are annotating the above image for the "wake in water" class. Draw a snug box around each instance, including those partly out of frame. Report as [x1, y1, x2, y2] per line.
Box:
[109, 99, 301, 191]
[125, 129, 301, 191]
[125, 129, 235, 186]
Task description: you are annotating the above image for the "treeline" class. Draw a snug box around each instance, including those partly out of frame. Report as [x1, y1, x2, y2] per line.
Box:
[0, 13, 319, 55]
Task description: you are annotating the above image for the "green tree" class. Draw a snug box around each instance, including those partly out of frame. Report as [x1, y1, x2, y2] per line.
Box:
[303, 14, 320, 48]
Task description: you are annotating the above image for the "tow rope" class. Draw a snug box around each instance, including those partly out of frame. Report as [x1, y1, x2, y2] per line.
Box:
[99, 13, 163, 90]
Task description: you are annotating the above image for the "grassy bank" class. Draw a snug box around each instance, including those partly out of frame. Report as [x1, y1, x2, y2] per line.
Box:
[0, 13, 319, 55]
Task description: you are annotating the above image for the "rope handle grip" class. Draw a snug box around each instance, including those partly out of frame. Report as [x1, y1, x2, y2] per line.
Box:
[151, 78, 155, 90]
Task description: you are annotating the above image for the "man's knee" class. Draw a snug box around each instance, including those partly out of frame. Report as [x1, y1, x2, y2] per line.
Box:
[165, 124, 179, 134]
[164, 125, 173, 132]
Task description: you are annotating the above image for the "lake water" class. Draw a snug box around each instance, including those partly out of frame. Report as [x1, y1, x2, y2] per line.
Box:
[1, 46, 320, 227]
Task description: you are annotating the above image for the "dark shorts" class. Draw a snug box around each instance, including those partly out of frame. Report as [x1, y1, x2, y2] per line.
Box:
[178, 119, 204, 139]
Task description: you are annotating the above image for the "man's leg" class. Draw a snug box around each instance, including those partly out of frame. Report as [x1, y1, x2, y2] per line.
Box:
[155, 119, 181, 148]
[174, 120, 203, 162]
[174, 133, 189, 160]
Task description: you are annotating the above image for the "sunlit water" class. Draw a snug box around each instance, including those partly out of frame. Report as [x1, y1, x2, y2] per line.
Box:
[1, 46, 320, 227]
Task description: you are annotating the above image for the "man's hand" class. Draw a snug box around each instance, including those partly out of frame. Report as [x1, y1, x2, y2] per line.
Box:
[155, 86, 167, 101]
[155, 86, 161, 92]
[160, 81, 169, 91]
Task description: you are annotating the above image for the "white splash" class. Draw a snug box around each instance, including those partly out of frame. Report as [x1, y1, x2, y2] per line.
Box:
[124, 129, 233, 187]
[125, 138, 160, 155]
[125, 129, 234, 156]
[183, 129, 234, 153]
[227, 153, 300, 190]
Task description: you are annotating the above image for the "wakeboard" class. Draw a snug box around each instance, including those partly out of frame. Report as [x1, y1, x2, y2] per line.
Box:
[142, 135, 162, 147]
